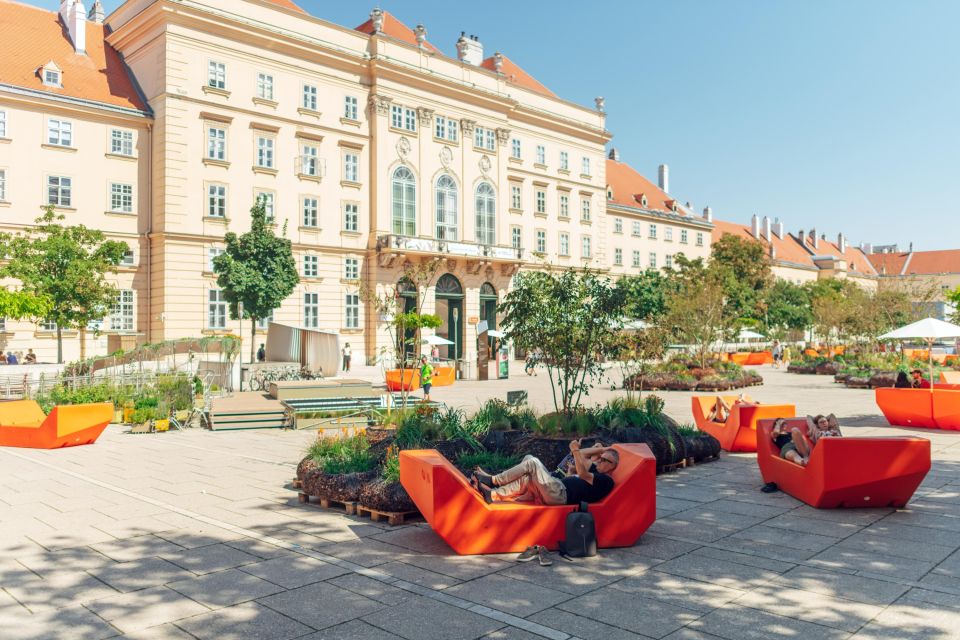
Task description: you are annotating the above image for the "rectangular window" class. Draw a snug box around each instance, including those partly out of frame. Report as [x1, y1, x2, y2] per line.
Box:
[257, 312, 274, 331]
[649, 252, 657, 268]
[680, 229, 688, 244]
[580, 198, 591, 222]
[303, 254, 319, 278]
[536, 189, 546, 214]
[207, 247, 224, 272]
[302, 84, 318, 111]
[391, 105, 403, 129]
[300, 144, 319, 176]
[110, 183, 134, 213]
[40, 319, 57, 332]
[511, 138, 521, 159]
[344, 257, 359, 280]
[110, 129, 134, 156]
[559, 233, 569, 256]
[345, 293, 359, 329]
[208, 289, 226, 329]
[665, 227, 673, 242]
[255, 136, 274, 169]
[344, 203, 359, 232]
[405, 108, 417, 132]
[344, 95, 358, 120]
[0, 110, 6, 137]
[390, 105, 416, 131]
[343, 152, 359, 183]
[535, 230, 546, 254]
[0, 318, 6, 332]
[207, 184, 226, 218]
[665, 254, 673, 268]
[559, 151, 569, 171]
[474, 127, 495, 151]
[559, 194, 569, 218]
[536, 145, 545, 165]
[614, 248, 622, 266]
[304, 292, 319, 328]
[649, 224, 658, 239]
[434, 116, 457, 141]
[257, 73, 274, 100]
[696, 232, 704, 247]
[614, 217, 623, 234]
[47, 175, 71, 207]
[207, 127, 226, 160]
[121, 250, 135, 266]
[511, 226, 521, 250]
[0, 169, 6, 201]
[302, 197, 318, 227]
[207, 61, 226, 89]
[510, 185, 522, 210]
[111, 290, 135, 332]
[581, 157, 591, 176]
[256, 191, 275, 222]
[632, 221, 641, 236]
[632, 250, 641, 268]
[44, 68, 61, 87]
[47, 118, 72, 146]
[582, 236, 592, 258]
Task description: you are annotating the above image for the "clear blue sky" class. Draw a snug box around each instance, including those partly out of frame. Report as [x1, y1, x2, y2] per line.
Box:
[37, 0, 960, 251]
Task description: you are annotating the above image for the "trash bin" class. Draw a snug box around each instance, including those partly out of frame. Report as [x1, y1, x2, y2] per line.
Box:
[498, 346, 509, 379]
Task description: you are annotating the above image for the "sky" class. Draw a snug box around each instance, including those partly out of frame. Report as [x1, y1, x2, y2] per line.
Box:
[35, 0, 960, 251]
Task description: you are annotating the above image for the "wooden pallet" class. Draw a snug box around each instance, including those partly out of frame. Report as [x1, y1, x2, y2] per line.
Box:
[292, 478, 303, 489]
[297, 493, 357, 515]
[356, 504, 420, 526]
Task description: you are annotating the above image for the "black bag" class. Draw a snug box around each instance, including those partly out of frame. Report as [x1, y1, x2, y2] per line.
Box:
[558, 501, 596, 558]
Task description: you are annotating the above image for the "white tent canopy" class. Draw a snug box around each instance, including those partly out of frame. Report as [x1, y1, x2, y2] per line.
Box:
[423, 334, 454, 346]
[878, 317, 960, 341]
[738, 329, 765, 340]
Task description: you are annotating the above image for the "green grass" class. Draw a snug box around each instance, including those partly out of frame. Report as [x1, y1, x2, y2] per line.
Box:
[306, 432, 373, 474]
[456, 451, 521, 474]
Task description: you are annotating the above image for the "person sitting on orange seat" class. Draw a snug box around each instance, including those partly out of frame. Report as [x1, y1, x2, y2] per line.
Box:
[910, 369, 931, 389]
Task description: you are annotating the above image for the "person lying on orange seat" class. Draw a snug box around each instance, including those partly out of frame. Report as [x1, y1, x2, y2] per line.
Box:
[770, 414, 841, 467]
[471, 439, 618, 506]
[705, 394, 755, 423]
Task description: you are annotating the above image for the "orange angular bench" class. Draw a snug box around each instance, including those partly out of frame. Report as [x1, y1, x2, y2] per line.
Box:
[745, 351, 773, 365]
[0, 400, 113, 449]
[385, 369, 420, 392]
[691, 396, 796, 452]
[875, 388, 937, 429]
[430, 366, 455, 387]
[756, 418, 930, 508]
[932, 388, 960, 431]
[399, 443, 656, 555]
[729, 353, 750, 366]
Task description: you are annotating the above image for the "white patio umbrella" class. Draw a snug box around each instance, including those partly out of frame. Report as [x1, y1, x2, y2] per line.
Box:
[737, 329, 765, 340]
[878, 317, 960, 388]
[422, 334, 454, 346]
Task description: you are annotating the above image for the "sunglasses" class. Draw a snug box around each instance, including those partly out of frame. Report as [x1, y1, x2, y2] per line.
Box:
[598, 456, 615, 465]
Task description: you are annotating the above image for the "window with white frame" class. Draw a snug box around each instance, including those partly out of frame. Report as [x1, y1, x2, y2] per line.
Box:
[40, 319, 57, 332]
[207, 247, 224, 272]
[344, 95, 358, 120]
[510, 138, 521, 159]
[207, 126, 226, 160]
[559, 232, 570, 256]
[535, 229, 546, 253]
[302, 84, 318, 111]
[536, 145, 546, 165]
[680, 229, 688, 244]
[302, 197, 318, 227]
[390, 105, 416, 132]
[614, 248, 622, 266]
[121, 250, 135, 267]
[614, 217, 623, 234]
[300, 144, 318, 176]
[632, 250, 641, 268]
[405, 108, 416, 131]
[304, 292, 319, 328]
[475, 182, 496, 245]
[344, 257, 359, 280]
[474, 126, 496, 151]
[110, 129, 134, 156]
[582, 236, 592, 258]
[580, 198, 591, 222]
[345, 293, 359, 329]
[207, 184, 226, 217]
[535, 189, 546, 214]
[256, 191, 275, 222]
[665, 254, 673, 268]
[343, 152, 359, 183]
[581, 156, 591, 175]
[559, 194, 569, 218]
[255, 136, 274, 169]
[344, 202, 359, 232]
[510, 184, 522, 210]
[303, 254, 318, 278]
[434, 116, 458, 141]
[43, 67, 61, 87]
[110, 183, 134, 213]
[47, 118, 72, 146]
[47, 175, 71, 207]
[511, 226, 521, 249]
[391, 166, 416, 235]
[0, 169, 6, 201]
[257, 311, 274, 330]
[110, 289, 135, 331]
[649, 252, 657, 268]
[665, 227, 673, 242]
[435, 174, 458, 240]
[208, 289, 227, 329]
[0, 110, 6, 137]
[696, 232, 704, 246]
[559, 151, 569, 171]
[632, 221, 641, 236]
[649, 224, 657, 239]
[207, 61, 226, 89]
[256, 73, 274, 100]
[0, 318, 6, 332]
[390, 105, 403, 129]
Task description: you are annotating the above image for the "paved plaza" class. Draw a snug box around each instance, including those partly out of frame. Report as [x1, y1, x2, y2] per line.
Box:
[2, 366, 960, 639]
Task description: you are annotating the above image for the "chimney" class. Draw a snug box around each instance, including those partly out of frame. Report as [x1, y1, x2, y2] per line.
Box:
[810, 228, 818, 249]
[797, 229, 806, 246]
[762, 216, 771, 241]
[863, 242, 873, 254]
[456, 32, 484, 66]
[658, 164, 669, 193]
[769, 244, 776, 260]
[87, 0, 104, 23]
[60, 0, 87, 54]
[909, 241, 914, 253]
[837, 233, 846, 254]
[750, 214, 760, 239]
[773, 217, 784, 239]
[702, 206, 713, 222]
[608, 148, 619, 161]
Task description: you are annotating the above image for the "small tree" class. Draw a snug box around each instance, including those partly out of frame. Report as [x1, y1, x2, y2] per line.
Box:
[615, 269, 671, 321]
[212, 199, 299, 363]
[710, 234, 773, 321]
[765, 279, 813, 336]
[662, 265, 732, 368]
[0, 290, 52, 324]
[0, 206, 127, 363]
[947, 286, 960, 324]
[500, 268, 625, 414]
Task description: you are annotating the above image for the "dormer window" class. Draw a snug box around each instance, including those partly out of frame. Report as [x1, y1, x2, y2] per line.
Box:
[40, 62, 62, 88]
[606, 187, 613, 200]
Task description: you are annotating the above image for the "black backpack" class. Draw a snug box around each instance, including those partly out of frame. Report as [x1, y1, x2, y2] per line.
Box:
[558, 502, 596, 558]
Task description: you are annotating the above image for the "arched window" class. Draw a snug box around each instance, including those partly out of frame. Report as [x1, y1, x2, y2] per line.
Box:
[392, 166, 416, 236]
[475, 182, 496, 245]
[435, 174, 458, 240]
[435, 273, 463, 296]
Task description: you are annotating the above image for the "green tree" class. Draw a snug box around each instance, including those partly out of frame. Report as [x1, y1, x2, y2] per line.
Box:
[499, 268, 625, 414]
[615, 269, 672, 320]
[0, 289, 52, 323]
[0, 206, 127, 363]
[947, 286, 960, 323]
[212, 199, 299, 362]
[766, 279, 813, 334]
[661, 264, 732, 368]
[710, 234, 773, 321]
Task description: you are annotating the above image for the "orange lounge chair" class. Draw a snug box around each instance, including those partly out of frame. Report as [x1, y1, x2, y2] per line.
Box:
[875, 388, 937, 429]
[932, 388, 960, 431]
[691, 396, 796, 452]
[730, 352, 750, 366]
[745, 351, 773, 366]
[756, 418, 930, 508]
[385, 369, 421, 392]
[399, 443, 656, 555]
[0, 400, 113, 449]
[430, 366, 455, 387]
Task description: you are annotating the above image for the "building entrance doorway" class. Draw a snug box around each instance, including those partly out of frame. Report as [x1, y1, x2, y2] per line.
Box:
[479, 282, 498, 360]
[434, 274, 463, 361]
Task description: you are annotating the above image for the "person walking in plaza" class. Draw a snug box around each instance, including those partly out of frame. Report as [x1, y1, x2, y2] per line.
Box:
[256, 343, 266, 363]
[419, 354, 433, 402]
[772, 340, 783, 368]
[342, 342, 352, 372]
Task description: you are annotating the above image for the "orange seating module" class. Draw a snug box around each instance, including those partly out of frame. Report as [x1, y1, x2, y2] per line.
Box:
[756, 418, 930, 508]
[0, 401, 113, 449]
[745, 351, 773, 365]
[430, 366, 455, 387]
[691, 396, 795, 452]
[729, 353, 750, 366]
[875, 388, 936, 429]
[385, 369, 420, 392]
[399, 443, 656, 555]
[933, 388, 960, 431]
[804, 349, 819, 358]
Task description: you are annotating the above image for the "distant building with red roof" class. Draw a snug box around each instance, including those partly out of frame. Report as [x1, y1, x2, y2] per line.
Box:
[868, 247, 960, 320]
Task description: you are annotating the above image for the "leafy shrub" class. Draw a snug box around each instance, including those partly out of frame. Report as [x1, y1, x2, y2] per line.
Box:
[456, 451, 521, 474]
[382, 446, 400, 483]
[675, 424, 703, 437]
[306, 431, 374, 475]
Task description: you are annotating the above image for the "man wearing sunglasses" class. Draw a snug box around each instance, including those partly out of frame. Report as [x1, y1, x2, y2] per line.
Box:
[472, 439, 619, 505]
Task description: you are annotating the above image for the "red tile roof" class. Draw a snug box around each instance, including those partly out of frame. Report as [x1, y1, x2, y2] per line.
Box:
[870, 249, 960, 275]
[867, 253, 909, 276]
[354, 11, 438, 53]
[480, 54, 555, 97]
[262, 0, 305, 13]
[605, 159, 682, 215]
[0, 1, 147, 112]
